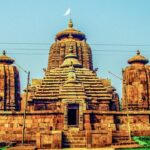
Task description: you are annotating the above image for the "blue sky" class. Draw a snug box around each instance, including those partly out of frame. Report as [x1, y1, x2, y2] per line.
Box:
[0, 0, 150, 97]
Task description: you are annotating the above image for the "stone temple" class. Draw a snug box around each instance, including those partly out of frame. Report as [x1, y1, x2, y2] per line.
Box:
[0, 19, 150, 149]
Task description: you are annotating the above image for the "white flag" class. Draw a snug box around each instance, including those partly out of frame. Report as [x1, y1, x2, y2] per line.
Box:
[64, 8, 71, 16]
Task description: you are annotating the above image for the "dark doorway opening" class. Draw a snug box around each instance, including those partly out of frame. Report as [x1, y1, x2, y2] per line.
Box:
[68, 104, 79, 126]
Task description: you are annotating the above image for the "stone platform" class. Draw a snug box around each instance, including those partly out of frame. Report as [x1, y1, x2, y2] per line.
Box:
[7, 145, 37, 150]
[39, 148, 115, 150]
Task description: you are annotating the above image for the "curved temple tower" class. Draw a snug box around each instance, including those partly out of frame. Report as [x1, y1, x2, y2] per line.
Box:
[122, 50, 150, 110]
[48, 19, 93, 70]
[0, 51, 20, 111]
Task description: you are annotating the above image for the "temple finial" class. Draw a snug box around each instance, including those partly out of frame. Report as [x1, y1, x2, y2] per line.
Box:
[68, 19, 73, 28]
[137, 50, 140, 55]
[2, 50, 6, 55]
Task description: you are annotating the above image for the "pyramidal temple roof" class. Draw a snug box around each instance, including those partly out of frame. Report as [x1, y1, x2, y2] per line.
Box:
[32, 45, 111, 101]
[32, 21, 112, 102]
[32, 67, 111, 101]
[59, 65, 87, 100]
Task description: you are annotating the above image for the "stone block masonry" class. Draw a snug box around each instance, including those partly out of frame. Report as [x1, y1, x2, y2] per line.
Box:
[0, 111, 63, 144]
[0, 111, 150, 149]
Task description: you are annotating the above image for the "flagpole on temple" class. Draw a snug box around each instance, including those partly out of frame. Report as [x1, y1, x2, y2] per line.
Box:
[64, 8, 71, 19]
[70, 9, 71, 20]
[14, 62, 31, 144]
[22, 71, 30, 144]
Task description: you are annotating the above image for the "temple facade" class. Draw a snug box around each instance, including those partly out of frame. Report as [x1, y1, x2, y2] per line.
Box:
[0, 20, 150, 149]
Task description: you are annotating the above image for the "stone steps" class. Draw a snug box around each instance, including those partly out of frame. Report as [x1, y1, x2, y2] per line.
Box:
[63, 141, 86, 145]
[63, 138, 86, 141]
[62, 131, 86, 148]
[62, 144, 86, 148]
[112, 131, 137, 146]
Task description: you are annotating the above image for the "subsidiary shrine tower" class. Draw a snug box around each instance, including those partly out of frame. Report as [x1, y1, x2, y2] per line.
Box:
[0, 51, 20, 111]
[0, 20, 149, 149]
[122, 50, 150, 110]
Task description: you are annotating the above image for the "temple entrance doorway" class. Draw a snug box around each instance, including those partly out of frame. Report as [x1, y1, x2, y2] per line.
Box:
[68, 104, 79, 126]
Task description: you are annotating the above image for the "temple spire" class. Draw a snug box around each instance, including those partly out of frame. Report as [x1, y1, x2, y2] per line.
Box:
[68, 19, 73, 28]
[0, 50, 14, 64]
[2, 50, 6, 55]
[136, 49, 140, 55]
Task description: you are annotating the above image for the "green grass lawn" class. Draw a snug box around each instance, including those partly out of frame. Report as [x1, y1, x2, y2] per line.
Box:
[0, 147, 8, 150]
[118, 148, 150, 150]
